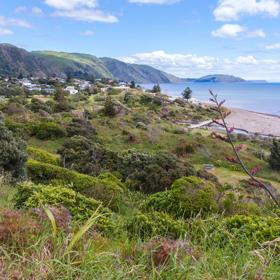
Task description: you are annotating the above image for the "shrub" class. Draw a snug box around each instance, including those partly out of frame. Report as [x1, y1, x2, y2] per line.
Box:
[66, 118, 96, 139]
[103, 96, 116, 117]
[15, 182, 113, 231]
[190, 215, 280, 248]
[30, 122, 66, 140]
[26, 160, 124, 209]
[0, 122, 27, 179]
[144, 176, 218, 218]
[126, 211, 188, 240]
[121, 151, 196, 193]
[269, 139, 280, 170]
[29, 98, 53, 114]
[27, 147, 60, 165]
[58, 136, 119, 176]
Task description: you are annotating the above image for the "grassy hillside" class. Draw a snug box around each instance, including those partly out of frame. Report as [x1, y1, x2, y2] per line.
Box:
[0, 44, 182, 83]
[0, 85, 279, 279]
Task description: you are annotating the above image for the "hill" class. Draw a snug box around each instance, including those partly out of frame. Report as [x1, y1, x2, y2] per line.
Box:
[194, 74, 245, 83]
[0, 44, 182, 83]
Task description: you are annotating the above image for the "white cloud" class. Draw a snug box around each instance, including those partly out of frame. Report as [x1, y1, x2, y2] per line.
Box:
[0, 28, 13, 35]
[212, 24, 266, 38]
[44, 0, 117, 23]
[82, 30, 95, 36]
[235, 55, 258, 64]
[54, 9, 118, 23]
[214, 0, 280, 21]
[0, 16, 32, 28]
[128, 0, 181, 4]
[265, 43, 280, 49]
[44, 0, 98, 10]
[212, 24, 244, 38]
[118, 50, 280, 81]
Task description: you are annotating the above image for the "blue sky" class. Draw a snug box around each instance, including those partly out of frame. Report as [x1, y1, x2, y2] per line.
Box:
[1, 0, 280, 81]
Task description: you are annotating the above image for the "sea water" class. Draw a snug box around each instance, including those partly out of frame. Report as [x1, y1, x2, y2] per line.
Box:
[141, 82, 280, 116]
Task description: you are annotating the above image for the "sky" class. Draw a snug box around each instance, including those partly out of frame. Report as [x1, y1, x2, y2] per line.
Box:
[1, 0, 280, 81]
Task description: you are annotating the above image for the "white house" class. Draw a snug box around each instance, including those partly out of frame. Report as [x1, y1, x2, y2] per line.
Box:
[65, 86, 78, 95]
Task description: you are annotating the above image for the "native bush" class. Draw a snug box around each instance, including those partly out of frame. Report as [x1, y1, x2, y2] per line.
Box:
[269, 139, 280, 171]
[66, 118, 97, 138]
[26, 160, 124, 209]
[29, 98, 53, 114]
[27, 147, 60, 165]
[30, 122, 66, 140]
[126, 211, 188, 240]
[144, 176, 218, 218]
[121, 151, 196, 193]
[15, 182, 113, 231]
[58, 136, 119, 176]
[0, 122, 27, 179]
[190, 215, 280, 248]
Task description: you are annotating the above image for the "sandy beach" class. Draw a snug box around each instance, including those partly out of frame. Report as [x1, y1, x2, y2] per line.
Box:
[224, 108, 280, 137]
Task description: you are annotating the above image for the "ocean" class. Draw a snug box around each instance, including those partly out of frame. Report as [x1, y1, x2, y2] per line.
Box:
[141, 82, 280, 116]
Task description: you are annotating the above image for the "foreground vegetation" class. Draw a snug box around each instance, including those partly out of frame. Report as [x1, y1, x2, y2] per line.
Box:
[0, 81, 279, 279]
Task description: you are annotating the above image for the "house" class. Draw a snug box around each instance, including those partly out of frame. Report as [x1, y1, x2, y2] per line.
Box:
[65, 86, 78, 95]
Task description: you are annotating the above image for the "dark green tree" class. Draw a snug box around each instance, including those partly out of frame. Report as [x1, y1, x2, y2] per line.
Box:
[103, 96, 116, 117]
[269, 139, 280, 170]
[0, 121, 27, 179]
[182, 87, 192, 100]
[151, 84, 161, 93]
[130, 81, 136, 89]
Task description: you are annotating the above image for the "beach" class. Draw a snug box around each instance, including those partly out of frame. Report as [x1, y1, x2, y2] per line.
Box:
[224, 108, 280, 137]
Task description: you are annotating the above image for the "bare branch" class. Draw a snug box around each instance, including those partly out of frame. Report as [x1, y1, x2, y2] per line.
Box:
[209, 90, 280, 207]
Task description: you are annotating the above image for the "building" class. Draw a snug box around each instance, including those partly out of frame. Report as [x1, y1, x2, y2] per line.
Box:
[65, 86, 78, 95]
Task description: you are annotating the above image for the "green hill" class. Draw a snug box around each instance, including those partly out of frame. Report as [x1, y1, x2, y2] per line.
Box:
[0, 44, 182, 83]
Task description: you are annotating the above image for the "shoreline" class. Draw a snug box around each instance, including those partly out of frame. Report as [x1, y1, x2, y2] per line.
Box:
[222, 107, 280, 138]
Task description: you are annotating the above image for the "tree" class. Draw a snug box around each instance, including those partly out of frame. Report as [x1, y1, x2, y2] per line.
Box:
[269, 139, 280, 171]
[103, 96, 116, 117]
[182, 87, 192, 100]
[151, 84, 161, 93]
[0, 121, 27, 179]
[130, 81, 136, 89]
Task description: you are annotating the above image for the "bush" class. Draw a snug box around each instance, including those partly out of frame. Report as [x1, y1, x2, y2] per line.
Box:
[0, 122, 27, 179]
[190, 215, 280, 248]
[66, 118, 96, 139]
[121, 151, 196, 193]
[26, 160, 124, 209]
[269, 139, 280, 170]
[30, 122, 66, 140]
[27, 147, 60, 165]
[126, 211, 188, 240]
[144, 176, 218, 218]
[15, 182, 113, 231]
[58, 136, 119, 176]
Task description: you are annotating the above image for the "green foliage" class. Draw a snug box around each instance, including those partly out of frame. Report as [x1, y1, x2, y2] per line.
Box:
[126, 211, 188, 239]
[29, 98, 53, 113]
[144, 176, 218, 218]
[30, 122, 66, 140]
[269, 139, 280, 170]
[191, 215, 280, 248]
[15, 182, 112, 231]
[103, 95, 116, 117]
[66, 118, 96, 138]
[58, 136, 118, 176]
[27, 147, 60, 165]
[181, 87, 192, 100]
[151, 84, 161, 93]
[26, 160, 124, 209]
[121, 151, 196, 193]
[0, 121, 27, 179]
